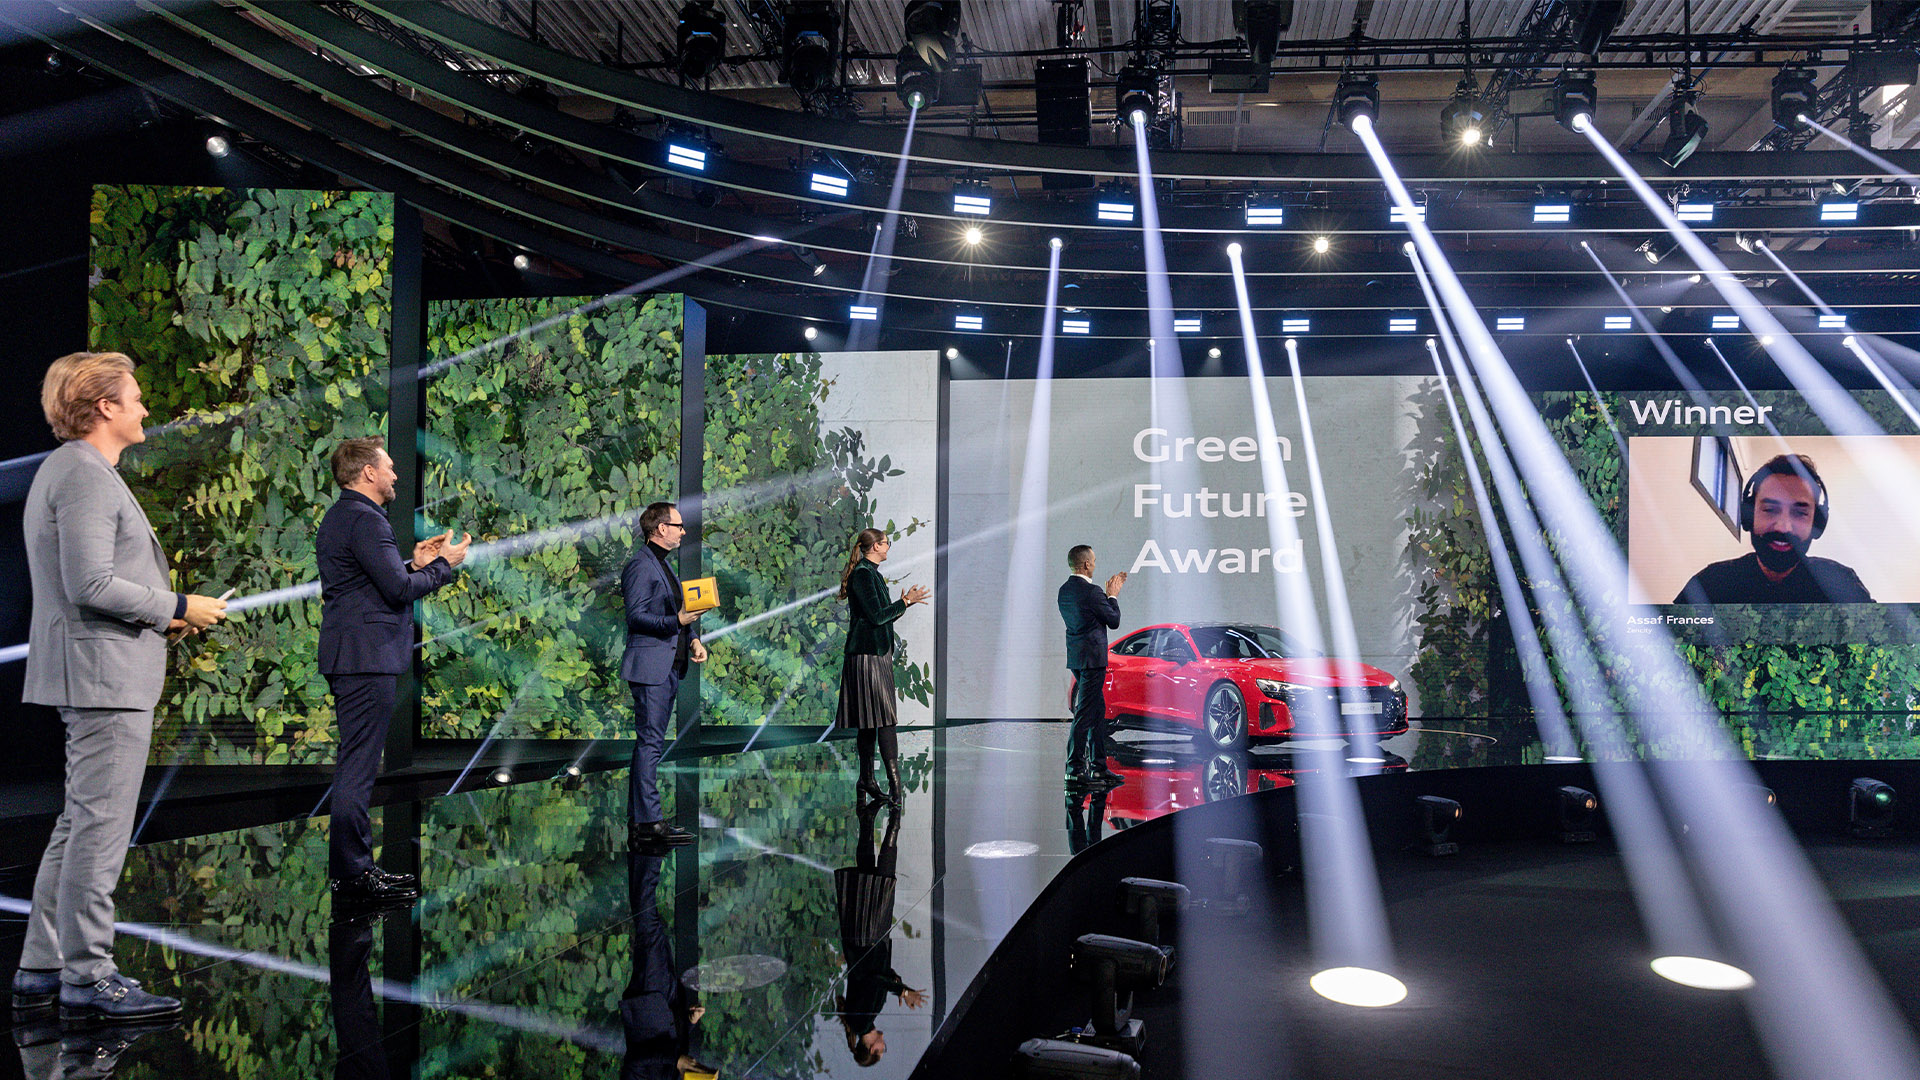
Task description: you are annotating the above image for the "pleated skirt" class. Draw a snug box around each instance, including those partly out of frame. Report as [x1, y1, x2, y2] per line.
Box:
[835, 652, 898, 730]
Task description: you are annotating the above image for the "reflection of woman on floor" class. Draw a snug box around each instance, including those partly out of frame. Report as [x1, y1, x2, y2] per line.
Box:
[835, 802, 924, 1066]
[836, 528, 929, 807]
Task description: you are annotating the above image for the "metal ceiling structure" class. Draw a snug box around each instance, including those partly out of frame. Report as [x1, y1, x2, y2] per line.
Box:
[1, 0, 1917, 346]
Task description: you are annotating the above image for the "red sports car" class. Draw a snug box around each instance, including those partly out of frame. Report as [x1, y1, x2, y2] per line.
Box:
[1103, 622, 1409, 750]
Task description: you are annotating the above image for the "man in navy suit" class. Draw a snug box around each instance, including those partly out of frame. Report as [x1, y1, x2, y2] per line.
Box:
[622, 502, 707, 846]
[1058, 544, 1126, 787]
[317, 437, 468, 904]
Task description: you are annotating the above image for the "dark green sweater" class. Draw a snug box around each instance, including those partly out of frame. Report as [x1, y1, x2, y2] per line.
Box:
[844, 561, 907, 656]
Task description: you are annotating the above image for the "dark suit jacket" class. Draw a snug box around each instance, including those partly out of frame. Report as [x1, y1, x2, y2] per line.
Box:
[621, 544, 690, 686]
[1058, 575, 1121, 670]
[317, 490, 454, 676]
[844, 561, 907, 656]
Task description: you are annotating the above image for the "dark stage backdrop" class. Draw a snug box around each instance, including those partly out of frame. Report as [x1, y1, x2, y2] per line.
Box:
[89, 183, 394, 765]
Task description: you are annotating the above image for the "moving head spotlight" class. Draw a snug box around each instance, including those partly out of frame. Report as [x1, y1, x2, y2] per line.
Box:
[1335, 71, 1379, 128]
[1115, 65, 1160, 124]
[1556, 785, 1599, 843]
[1660, 89, 1709, 169]
[1070, 934, 1171, 1054]
[1771, 66, 1817, 132]
[1852, 777, 1897, 839]
[1119, 877, 1189, 947]
[1015, 1037, 1141, 1079]
[1553, 68, 1597, 130]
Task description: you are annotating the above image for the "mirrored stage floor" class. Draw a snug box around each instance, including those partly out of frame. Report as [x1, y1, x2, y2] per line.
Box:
[0, 719, 1523, 1079]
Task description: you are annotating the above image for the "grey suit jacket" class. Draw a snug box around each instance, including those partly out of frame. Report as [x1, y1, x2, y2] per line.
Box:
[22, 440, 177, 710]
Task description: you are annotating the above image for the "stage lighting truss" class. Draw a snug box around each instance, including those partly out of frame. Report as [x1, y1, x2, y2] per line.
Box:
[1533, 203, 1571, 224]
[952, 179, 992, 215]
[1712, 314, 1741, 330]
[1173, 316, 1202, 333]
[1496, 315, 1525, 332]
[1553, 68, 1598, 130]
[674, 0, 726, 83]
[1335, 71, 1379, 128]
[1772, 65, 1818, 132]
[1817, 313, 1848, 329]
[1604, 315, 1633, 330]
[1389, 316, 1417, 333]
[954, 312, 983, 331]
[1440, 79, 1485, 147]
[1659, 87, 1710, 169]
[1245, 205, 1284, 226]
[850, 304, 878, 321]
[1062, 317, 1091, 334]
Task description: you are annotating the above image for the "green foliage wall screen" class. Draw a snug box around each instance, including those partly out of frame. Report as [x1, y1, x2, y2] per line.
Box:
[89, 184, 393, 765]
[420, 294, 683, 741]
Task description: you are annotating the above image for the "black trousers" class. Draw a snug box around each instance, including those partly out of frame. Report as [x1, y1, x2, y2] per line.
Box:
[327, 673, 397, 880]
[1066, 667, 1109, 773]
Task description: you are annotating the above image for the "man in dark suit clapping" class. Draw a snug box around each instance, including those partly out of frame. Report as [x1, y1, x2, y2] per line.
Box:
[1057, 544, 1125, 788]
[622, 502, 707, 847]
[317, 437, 467, 904]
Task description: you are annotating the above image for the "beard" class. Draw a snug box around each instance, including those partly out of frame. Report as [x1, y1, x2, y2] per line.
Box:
[1751, 530, 1809, 573]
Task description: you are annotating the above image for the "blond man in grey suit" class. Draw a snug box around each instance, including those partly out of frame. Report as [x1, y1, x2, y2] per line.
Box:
[14, 352, 226, 1023]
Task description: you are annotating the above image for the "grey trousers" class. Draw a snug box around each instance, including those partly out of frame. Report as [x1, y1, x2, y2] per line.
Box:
[18, 706, 154, 984]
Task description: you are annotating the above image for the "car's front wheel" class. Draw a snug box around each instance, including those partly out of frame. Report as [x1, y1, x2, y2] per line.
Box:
[1203, 682, 1248, 751]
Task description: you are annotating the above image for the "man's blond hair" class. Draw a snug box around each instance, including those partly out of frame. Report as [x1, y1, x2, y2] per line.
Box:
[41, 351, 135, 442]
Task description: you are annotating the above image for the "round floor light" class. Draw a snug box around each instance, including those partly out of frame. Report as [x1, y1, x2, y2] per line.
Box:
[1310, 967, 1408, 1007]
[1651, 956, 1754, 991]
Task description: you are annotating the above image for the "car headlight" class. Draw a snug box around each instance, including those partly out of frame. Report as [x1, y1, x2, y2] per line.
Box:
[1387, 678, 1402, 695]
[1256, 679, 1307, 700]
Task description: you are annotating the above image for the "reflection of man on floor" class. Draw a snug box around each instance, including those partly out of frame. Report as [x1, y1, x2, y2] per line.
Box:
[1673, 454, 1872, 605]
[1058, 545, 1125, 788]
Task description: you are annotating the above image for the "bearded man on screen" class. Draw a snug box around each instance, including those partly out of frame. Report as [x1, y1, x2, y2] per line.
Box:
[1673, 453, 1872, 605]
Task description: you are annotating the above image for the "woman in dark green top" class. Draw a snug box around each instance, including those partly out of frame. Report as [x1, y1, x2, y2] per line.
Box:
[836, 528, 930, 806]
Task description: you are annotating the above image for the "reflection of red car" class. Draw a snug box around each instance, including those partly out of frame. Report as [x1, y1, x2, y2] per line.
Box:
[1098, 745, 1408, 832]
[1104, 622, 1408, 750]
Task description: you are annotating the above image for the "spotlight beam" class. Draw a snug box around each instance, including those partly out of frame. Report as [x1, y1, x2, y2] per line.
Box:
[1415, 258, 1719, 957]
[1578, 242, 1715, 401]
[1751, 243, 1920, 433]
[1229, 247, 1397, 980]
[1417, 329, 1576, 759]
[1572, 117, 1876, 435]
[850, 108, 919, 349]
[991, 238, 1063, 717]
[1563, 339, 1628, 464]
[1799, 116, 1920, 187]
[1381, 113, 1920, 1080]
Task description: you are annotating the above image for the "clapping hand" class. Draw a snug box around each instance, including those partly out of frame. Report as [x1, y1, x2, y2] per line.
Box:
[1104, 572, 1128, 597]
[902, 584, 931, 606]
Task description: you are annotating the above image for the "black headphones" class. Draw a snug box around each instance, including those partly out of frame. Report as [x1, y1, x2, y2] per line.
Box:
[1739, 455, 1829, 538]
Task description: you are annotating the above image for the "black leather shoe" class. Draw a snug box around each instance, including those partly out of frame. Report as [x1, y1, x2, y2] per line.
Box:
[12, 967, 60, 1011]
[1091, 768, 1126, 787]
[331, 869, 420, 906]
[59, 1020, 179, 1077]
[856, 778, 888, 801]
[57, 974, 182, 1023]
[630, 820, 696, 846]
[1064, 769, 1096, 787]
[373, 868, 419, 892]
